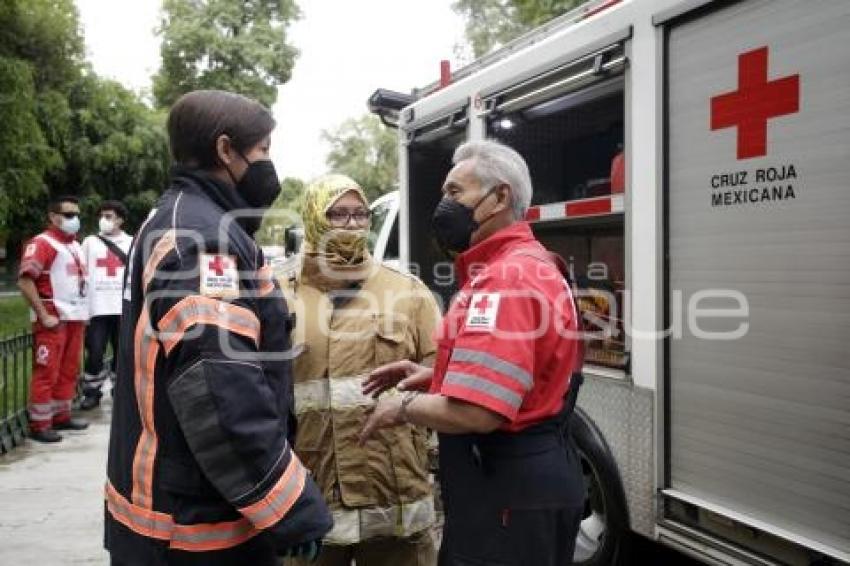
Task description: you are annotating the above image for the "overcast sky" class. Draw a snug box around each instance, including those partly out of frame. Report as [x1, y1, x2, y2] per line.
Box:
[75, 0, 467, 182]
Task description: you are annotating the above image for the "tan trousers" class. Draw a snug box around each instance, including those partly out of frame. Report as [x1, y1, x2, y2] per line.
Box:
[286, 530, 437, 566]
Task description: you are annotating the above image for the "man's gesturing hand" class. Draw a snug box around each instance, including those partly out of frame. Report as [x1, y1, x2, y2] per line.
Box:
[362, 360, 433, 398]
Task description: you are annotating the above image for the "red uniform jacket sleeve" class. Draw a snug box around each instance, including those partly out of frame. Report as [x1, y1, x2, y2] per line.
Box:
[439, 271, 544, 422]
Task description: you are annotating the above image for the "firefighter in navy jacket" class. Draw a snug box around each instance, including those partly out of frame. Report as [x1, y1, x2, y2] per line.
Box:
[105, 90, 332, 565]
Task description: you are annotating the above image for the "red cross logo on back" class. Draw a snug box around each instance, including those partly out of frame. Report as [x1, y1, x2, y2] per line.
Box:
[208, 256, 229, 276]
[710, 46, 800, 160]
[96, 251, 123, 277]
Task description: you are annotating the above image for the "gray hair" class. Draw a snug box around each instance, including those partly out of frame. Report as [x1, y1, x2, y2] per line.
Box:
[452, 139, 533, 220]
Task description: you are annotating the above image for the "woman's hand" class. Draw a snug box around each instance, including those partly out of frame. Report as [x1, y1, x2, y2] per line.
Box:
[359, 395, 404, 445]
[362, 360, 433, 398]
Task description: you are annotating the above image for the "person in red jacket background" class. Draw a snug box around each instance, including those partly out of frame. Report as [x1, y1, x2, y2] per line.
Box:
[17, 195, 90, 443]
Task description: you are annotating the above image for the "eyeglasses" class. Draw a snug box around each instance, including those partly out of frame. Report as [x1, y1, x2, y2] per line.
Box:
[59, 212, 79, 219]
[326, 208, 371, 226]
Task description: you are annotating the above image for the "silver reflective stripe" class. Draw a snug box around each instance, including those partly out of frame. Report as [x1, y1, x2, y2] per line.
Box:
[443, 371, 523, 409]
[294, 379, 329, 414]
[450, 348, 533, 390]
[171, 521, 255, 545]
[294, 376, 375, 414]
[324, 495, 436, 545]
[51, 399, 72, 412]
[29, 403, 52, 421]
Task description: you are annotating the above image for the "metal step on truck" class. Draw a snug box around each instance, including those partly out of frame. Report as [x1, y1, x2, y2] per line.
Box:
[367, 0, 850, 564]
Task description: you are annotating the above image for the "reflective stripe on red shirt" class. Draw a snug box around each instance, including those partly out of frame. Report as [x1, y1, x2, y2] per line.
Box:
[430, 222, 582, 432]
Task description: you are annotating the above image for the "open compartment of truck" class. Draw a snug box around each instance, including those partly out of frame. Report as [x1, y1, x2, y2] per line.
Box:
[484, 43, 628, 371]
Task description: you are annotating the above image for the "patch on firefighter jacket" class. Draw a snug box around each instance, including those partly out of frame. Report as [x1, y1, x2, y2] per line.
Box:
[200, 254, 239, 297]
[465, 293, 501, 332]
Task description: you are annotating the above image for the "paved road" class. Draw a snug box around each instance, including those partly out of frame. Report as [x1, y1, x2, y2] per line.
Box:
[0, 400, 110, 564]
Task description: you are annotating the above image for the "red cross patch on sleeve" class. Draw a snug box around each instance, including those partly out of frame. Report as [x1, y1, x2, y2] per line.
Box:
[465, 293, 501, 332]
[200, 253, 239, 297]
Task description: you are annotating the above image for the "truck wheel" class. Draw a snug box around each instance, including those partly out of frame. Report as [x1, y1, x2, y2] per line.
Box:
[570, 407, 629, 566]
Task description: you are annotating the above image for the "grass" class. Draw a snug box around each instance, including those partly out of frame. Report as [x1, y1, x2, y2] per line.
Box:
[0, 295, 31, 339]
[0, 295, 32, 422]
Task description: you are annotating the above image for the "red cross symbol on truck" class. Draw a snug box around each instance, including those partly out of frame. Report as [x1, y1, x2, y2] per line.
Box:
[473, 295, 492, 314]
[710, 46, 800, 160]
[96, 251, 123, 277]
[208, 255, 230, 276]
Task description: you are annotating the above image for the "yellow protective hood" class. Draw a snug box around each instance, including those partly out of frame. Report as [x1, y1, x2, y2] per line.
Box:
[300, 174, 374, 290]
[302, 174, 369, 252]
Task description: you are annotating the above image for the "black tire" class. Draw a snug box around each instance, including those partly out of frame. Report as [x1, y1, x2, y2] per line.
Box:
[569, 407, 630, 566]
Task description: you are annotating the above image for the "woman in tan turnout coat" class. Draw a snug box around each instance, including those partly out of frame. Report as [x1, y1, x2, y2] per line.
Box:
[281, 174, 440, 566]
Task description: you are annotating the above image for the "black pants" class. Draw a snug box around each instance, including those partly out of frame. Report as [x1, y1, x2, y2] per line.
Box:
[437, 427, 585, 566]
[83, 314, 120, 397]
[439, 505, 583, 566]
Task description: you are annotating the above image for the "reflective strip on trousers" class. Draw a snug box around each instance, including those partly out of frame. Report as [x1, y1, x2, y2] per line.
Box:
[28, 402, 53, 422]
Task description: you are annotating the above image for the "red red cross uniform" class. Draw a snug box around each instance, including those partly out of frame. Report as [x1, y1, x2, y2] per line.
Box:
[430, 222, 582, 431]
[19, 226, 89, 432]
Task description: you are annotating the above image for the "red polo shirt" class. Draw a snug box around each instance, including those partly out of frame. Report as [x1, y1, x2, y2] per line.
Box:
[430, 222, 582, 432]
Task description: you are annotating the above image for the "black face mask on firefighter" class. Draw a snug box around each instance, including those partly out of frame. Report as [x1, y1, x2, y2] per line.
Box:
[233, 156, 282, 210]
[431, 185, 499, 254]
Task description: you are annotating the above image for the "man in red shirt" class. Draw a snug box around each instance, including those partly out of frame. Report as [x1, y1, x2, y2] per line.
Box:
[361, 140, 585, 566]
[17, 196, 90, 443]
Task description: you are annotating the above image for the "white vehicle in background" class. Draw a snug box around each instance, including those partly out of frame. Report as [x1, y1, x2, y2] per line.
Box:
[369, 0, 850, 564]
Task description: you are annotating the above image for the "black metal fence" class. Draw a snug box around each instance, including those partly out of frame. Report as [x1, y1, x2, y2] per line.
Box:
[0, 331, 32, 454]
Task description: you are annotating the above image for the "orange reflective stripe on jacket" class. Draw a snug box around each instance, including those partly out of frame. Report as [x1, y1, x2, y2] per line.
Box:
[239, 451, 308, 530]
[142, 230, 176, 292]
[106, 481, 261, 551]
[131, 307, 160, 509]
[158, 295, 261, 355]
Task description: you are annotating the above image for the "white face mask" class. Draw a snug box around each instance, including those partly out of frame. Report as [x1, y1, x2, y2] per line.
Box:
[61, 215, 81, 235]
[99, 217, 115, 234]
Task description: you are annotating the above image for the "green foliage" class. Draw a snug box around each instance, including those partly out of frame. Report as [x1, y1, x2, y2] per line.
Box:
[322, 115, 398, 203]
[0, 0, 84, 91]
[153, 0, 300, 109]
[255, 177, 305, 247]
[453, 0, 588, 57]
[50, 73, 170, 233]
[0, 0, 170, 259]
[0, 57, 54, 236]
[0, 296, 30, 339]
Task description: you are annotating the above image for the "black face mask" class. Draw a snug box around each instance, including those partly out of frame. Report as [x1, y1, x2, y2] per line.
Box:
[234, 157, 281, 209]
[431, 186, 497, 254]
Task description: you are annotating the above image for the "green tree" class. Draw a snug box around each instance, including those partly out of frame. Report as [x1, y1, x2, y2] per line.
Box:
[0, 0, 85, 91]
[0, 58, 56, 238]
[255, 177, 305, 247]
[52, 73, 170, 233]
[153, 0, 300, 109]
[453, 0, 588, 57]
[0, 0, 170, 261]
[323, 114, 398, 203]
[0, 0, 84, 255]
